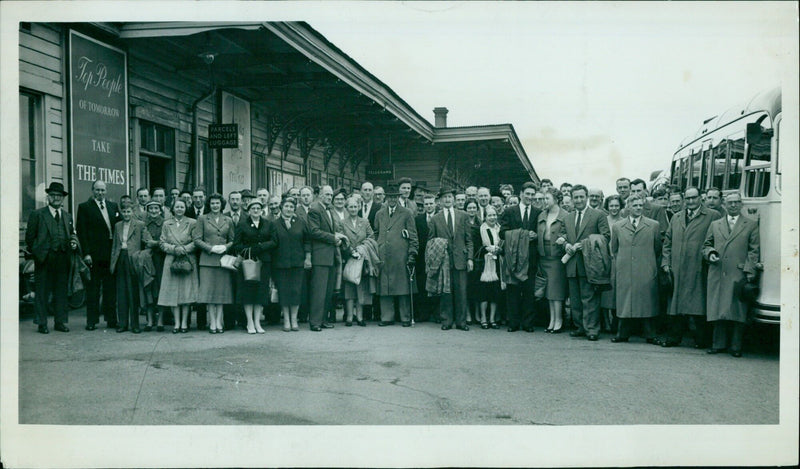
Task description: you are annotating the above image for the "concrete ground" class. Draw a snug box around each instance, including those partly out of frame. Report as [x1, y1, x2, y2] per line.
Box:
[18, 308, 779, 425]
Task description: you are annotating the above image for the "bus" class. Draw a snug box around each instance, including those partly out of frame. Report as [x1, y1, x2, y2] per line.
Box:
[667, 86, 782, 324]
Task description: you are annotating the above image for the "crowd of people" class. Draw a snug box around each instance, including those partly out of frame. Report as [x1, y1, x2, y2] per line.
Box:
[26, 174, 760, 357]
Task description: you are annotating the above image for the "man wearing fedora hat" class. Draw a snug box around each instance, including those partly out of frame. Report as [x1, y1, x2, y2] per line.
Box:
[427, 186, 473, 331]
[373, 183, 419, 326]
[25, 182, 80, 333]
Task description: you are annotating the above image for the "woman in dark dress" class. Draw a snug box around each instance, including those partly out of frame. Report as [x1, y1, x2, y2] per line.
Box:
[232, 199, 278, 334]
[477, 206, 503, 329]
[464, 199, 482, 324]
[142, 200, 165, 331]
[272, 196, 311, 332]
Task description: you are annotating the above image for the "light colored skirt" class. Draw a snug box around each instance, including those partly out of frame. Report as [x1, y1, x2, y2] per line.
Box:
[157, 254, 199, 307]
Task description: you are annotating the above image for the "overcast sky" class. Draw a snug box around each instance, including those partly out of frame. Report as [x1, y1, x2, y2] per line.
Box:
[306, 2, 796, 194]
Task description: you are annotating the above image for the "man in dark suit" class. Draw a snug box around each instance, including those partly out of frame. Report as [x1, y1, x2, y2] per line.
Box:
[77, 180, 121, 330]
[499, 181, 541, 332]
[359, 181, 382, 230]
[25, 182, 80, 333]
[564, 184, 611, 341]
[307, 185, 348, 331]
[414, 194, 438, 322]
[428, 187, 473, 331]
[295, 185, 315, 221]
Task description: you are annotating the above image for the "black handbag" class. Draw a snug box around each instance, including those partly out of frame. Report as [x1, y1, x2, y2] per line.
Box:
[170, 254, 193, 275]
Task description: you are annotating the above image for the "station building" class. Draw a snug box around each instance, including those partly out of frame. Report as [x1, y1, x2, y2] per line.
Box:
[19, 21, 538, 233]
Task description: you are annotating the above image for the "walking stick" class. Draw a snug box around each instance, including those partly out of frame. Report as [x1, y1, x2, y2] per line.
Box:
[407, 264, 416, 326]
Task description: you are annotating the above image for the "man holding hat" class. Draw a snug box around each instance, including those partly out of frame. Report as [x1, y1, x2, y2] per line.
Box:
[373, 183, 419, 326]
[25, 182, 80, 333]
[427, 186, 473, 331]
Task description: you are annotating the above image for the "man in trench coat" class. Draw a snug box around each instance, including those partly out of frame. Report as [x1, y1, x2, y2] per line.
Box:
[702, 193, 760, 357]
[610, 194, 662, 343]
[660, 187, 720, 348]
[373, 184, 419, 326]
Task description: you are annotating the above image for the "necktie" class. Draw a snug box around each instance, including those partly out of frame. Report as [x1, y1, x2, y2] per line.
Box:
[686, 210, 692, 226]
[389, 208, 394, 217]
[448, 209, 454, 233]
[523, 206, 530, 226]
[576, 210, 582, 232]
[632, 218, 637, 229]
[54, 210, 60, 224]
[100, 201, 105, 211]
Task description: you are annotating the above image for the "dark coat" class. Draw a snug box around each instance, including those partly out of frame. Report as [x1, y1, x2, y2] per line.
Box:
[611, 216, 662, 318]
[110, 219, 145, 274]
[232, 216, 278, 264]
[307, 201, 340, 267]
[25, 206, 80, 263]
[703, 214, 760, 323]
[272, 215, 311, 269]
[427, 208, 473, 271]
[76, 198, 121, 262]
[361, 201, 383, 230]
[564, 206, 610, 278]
[374, 205, 418, 296]
[499, 203, 541, 271]
[662, 206, 720, 316]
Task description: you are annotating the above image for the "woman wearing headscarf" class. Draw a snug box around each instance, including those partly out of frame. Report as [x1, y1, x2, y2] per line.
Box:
[232, 199, 278, 334]
[158, 198, 199, 333]
[142, 200, 166, 331]
[193, 193, 235, 334]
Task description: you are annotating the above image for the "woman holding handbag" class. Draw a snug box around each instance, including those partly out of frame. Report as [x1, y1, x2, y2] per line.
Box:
[193, 193, 235, 334]
[272, 196, 312, 332]
[477, 206, 503, 329]
[158, 198, 199, 333]
[536, 187, 569, 333]
[340, 195, 375, 327]
[232, 199, 278, 334]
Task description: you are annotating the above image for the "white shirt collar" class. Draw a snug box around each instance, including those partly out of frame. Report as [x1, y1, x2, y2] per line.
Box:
[630, 216, 641, 225]
[95, 198, 106, 209]
[520, 203, 530, 217]
[49, 206, 60, 217]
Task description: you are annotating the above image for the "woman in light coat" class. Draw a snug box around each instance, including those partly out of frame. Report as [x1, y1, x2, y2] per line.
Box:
[536, 187, 569, 333]
[193, 193, 235, 334]
[340, 195, 374, 326]
[158, 198, 198, 333]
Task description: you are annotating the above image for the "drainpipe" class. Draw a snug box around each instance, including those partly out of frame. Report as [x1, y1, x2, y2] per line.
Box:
[184, 86, 217, 190]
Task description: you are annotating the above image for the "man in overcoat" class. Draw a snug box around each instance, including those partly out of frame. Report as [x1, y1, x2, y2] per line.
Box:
[307, 185, 348, 331]
[660, 187, 720, 348]
[564, 184, 611, 341]
[77, 179, 121, 330]
[25, 182, 80, 333]
[427, 187, 472, 330]
[499, 181, 541, 332]
[610, 194, 662, 343]
[702, 193, 760, 357]
[374, 184, 419, 326]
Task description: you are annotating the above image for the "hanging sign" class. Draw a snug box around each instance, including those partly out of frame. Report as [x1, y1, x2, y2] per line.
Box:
[68, 30, 128, 213]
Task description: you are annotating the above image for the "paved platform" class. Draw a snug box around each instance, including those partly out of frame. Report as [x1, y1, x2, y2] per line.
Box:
[17, 308, 779, 426]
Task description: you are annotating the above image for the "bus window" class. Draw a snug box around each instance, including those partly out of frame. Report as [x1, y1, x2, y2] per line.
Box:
[701, 143, 712, 191]
[679, 156, 689, 190]
[745, 167, 770, 198]
[744, 120, 773, 198]
[725, 134, 744, 190]
[690, 148, 702, 188]
[670, 159, 680, 187]
[712, 140, 727, 189]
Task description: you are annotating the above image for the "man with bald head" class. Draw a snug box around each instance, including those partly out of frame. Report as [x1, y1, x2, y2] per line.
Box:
[77, 180, 122, 330]
[476, 187, 491, 222]
[588, 188, 604, 210]
[359, 181, 382, 229]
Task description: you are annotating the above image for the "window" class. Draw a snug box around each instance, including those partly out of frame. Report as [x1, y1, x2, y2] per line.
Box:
[725, 134, 745, 190]
[139, 120, 175, 191]
[744, 115, 773, 198]
[20, 91, 43, 223]
[700, 142, 713, 191]
[679, 156, 689, 190]
[711, 140, 728, 190]
[689, 148, 701, 189]
[199, 138, 221, 194]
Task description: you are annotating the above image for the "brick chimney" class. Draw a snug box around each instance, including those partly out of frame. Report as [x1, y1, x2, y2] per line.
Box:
[433, 107, 448, 128]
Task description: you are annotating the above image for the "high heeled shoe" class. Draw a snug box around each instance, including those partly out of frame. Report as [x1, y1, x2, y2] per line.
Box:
[358, 320, 366, 327]
[490, 322, 499, 329]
